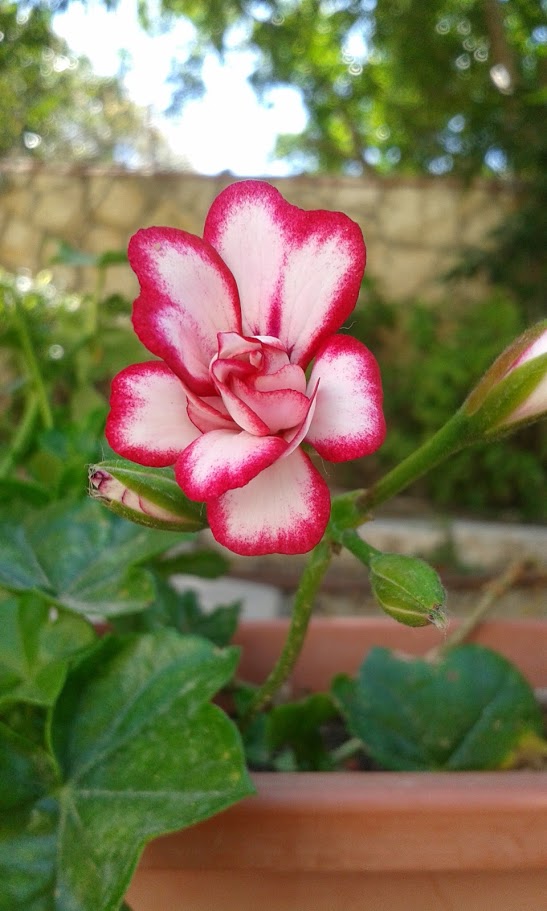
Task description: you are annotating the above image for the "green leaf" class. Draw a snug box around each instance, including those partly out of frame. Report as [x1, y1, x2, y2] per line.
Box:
[0, 499, 180, 618]
[114, 582, 240, 648]
[0, 631, 253, 911]
[156, 548, 230, 579]
[267, 693, 338, 771]
[0, 596, 96, 709]
[0, 722, 58, 811]
[332, 645, 544, 771]
[0, 479, 49, 508]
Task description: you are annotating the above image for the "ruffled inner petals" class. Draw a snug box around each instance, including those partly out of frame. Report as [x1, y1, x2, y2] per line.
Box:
[231, 377, 310, 434]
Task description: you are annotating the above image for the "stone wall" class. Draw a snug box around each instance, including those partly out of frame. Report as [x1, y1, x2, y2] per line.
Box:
[0, 161, 518, 302]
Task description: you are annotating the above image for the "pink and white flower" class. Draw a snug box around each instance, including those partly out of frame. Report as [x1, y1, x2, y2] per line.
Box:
[106, 181, 385, 555]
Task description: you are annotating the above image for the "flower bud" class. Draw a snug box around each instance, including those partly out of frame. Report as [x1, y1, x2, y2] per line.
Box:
[89, 461, 207, 532]
[368, 553, 447, 629]
[463, 321, 547, 436]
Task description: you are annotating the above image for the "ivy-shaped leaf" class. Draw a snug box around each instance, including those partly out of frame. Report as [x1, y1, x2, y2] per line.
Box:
[0, 499, 181, 617]
[332, 644, 544, 771]
[0, 630, 253, 911]
[0, 595, 96, 709]
[116, 580, 241, 648]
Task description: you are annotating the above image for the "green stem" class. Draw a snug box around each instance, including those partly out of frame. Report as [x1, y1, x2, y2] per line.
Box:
[0, 394, 39, 478]
[355, 412, 470, 516]
[331, 736, 363, 766]
[338, 528, 381, 565]
[241, 538, 333, 725]
[12, 297, 54, 430]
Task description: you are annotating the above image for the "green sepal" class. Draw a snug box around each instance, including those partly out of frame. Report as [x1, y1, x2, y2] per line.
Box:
[90, 459, 207, 532]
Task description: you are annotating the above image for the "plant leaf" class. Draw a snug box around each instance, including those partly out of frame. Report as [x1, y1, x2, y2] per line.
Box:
[267, 693, 338, 771]
[113, 582, 240, 648]
[332, 644, 544, 771]
[0, 722, 58, 811]
[0, 631, 253, 911]
[0, 500, 182, 618]
[0, 595, 96, 709]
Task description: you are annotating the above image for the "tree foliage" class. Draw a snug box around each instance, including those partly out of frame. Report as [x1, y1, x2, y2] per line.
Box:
[156, 0, 546, 181]
[0, 1, 177, 165]
[156, 0, 546, 313]
[15, 0, 547, 306]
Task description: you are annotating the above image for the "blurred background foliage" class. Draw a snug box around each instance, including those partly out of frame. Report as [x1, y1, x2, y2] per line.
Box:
[338, 281, 546, 520]
[0, 0, 545, 519]
[0, 0, 180, 164]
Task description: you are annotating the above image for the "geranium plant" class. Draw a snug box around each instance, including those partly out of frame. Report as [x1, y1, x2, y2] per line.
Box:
[0, 181, 546, 911]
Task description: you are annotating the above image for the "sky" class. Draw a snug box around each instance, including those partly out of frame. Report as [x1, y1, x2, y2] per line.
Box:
[53, 0, 307, 175]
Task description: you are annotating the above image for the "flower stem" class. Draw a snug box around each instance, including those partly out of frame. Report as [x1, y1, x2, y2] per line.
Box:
[0, 393, 39, 478]
[12, 296, 54, 430]
[355, 412, 470, 516]
[331, 736, 363, 766]
[241, 538, 333, 726]
[338, 528, 381, 565]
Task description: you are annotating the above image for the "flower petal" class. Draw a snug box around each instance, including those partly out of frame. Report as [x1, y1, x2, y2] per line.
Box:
[186, 394, 235, 433]
[254, 364, 307, 394]
[129, 227, 241, 395]
[204, 180, 366, 367]
[305, 335, 386, 461]
[231, 377, 310, 433]
[211, 360, 271, 435]
[207, 449, 331, 556]
[106, 362, 200, 466]
[175, 429, 287, 501]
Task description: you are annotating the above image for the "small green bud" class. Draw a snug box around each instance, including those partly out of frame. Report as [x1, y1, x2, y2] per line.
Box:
[369, 553, 447, 629]
[89, 460, 207, 532]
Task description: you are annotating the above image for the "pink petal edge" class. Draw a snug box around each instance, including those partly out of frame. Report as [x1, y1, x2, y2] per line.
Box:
[175, 429, 288, 501]
[305, 334, 386, 461]
[106, 362, 200, 466]
[204, 180, 366, 367]
[207, 448, 331, 556]
[129, 227, 242, 395]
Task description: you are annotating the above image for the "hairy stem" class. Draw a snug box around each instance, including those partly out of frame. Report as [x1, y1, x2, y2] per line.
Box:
[241, 539, 333, 725]
[355, 413, 469, 516]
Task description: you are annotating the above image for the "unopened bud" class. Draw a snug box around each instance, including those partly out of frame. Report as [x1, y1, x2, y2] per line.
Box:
[89, 461, 206, 532]
[369, 553, 447, 629]
[463, 321, 547, 436]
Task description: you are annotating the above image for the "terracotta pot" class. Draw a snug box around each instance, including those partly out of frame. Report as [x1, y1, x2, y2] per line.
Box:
[126, 618, 547, 911]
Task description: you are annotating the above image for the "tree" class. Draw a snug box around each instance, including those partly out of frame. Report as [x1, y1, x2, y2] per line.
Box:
[0, 1, 180, 165]
[157, 0, 546, 316]
[155, 0, 546, 181]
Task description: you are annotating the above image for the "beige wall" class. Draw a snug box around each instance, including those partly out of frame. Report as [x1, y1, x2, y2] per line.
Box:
[0, 162, 518, 303]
